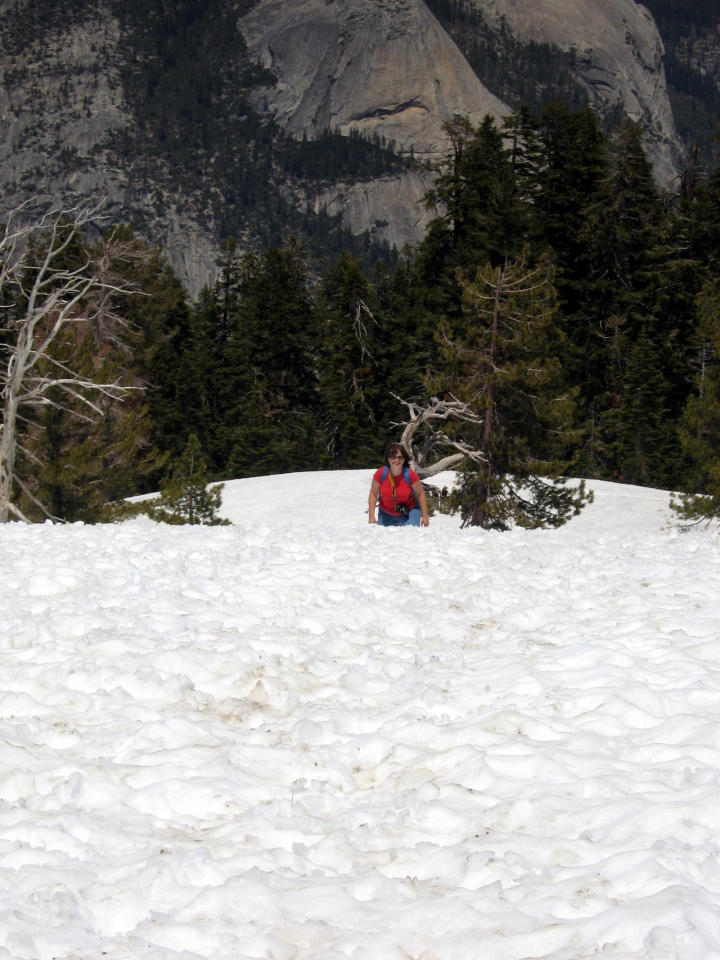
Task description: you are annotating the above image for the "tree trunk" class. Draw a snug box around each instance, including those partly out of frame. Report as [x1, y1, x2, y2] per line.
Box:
[0, 335, 29, 522]
[0, 203, 136, 522]
[0, 402, 18, 522]
[469, 468, 491, 528]
[469, 268, 502, 526]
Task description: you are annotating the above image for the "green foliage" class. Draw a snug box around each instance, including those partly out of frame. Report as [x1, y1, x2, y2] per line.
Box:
[689, 165, 720, 268]
[566, 120, 682, 482]
[450, 468, 592, 530]
[397, 110, 714, 506]
[533, 104, 609, 271]
[419, 115, 525, 323]
[147, 434, 229, 525]
[280, 128, 409, 181]
[672, 278, 720, 524]
[432, 254, 591, 529]
[169, 240, 328, 479]
[8, 97, 720, 530]
[316, 253, 385, 468]
[8, 221, 166, 522]
[19, 336, 165, 522]
[598, 329, 678, 486]
[370, 258, 438, 428]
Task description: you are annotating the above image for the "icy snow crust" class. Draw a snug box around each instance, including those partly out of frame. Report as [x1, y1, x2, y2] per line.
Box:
[1, 471, 719, 959]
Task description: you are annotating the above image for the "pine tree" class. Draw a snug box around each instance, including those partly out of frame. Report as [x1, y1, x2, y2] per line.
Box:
[417, 115, 525, 320]
[148, 433, 229, 525]
[185, 240, 326, 479]
[503, 107, 546, 218]
[672, 278, 720, 523]
[433, 254, 590, 529]
[8, 220, 167, 521]
[316, 253, 385, 467]
[578, 120, 671, 482]
[192, 246, 248, 473]
[369, 257, 438, 439]
[688, 162, 720, 269]
[223, 240, 326, 476]
[535, 104, 609, 276]
[19, 331, 165, 521]
[129, 248, 204, 476]
[600, 329, 677, 486]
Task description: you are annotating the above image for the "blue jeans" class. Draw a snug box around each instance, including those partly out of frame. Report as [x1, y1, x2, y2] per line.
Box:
[378, 507, 421, 527]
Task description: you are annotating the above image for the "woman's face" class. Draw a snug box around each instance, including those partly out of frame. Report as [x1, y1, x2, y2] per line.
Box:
[388, 451, 404, 474]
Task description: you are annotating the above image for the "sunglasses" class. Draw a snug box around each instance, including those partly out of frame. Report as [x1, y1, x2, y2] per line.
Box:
[389, 454, 404, 460]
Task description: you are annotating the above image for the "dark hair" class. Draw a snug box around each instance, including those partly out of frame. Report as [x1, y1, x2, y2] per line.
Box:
[385, 443, 409, 466]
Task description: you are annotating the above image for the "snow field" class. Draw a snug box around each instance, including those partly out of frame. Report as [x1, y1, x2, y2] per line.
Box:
[0, 472, 719, 959]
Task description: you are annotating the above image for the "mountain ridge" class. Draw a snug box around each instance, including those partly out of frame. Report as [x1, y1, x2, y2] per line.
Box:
[1, 0, 717, 294]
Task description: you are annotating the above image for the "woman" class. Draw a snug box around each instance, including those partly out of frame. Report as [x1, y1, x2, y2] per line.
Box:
[368, 443, 429, 526]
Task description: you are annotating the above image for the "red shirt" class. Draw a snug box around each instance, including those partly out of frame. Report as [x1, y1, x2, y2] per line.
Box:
[373, 465, 419, 514]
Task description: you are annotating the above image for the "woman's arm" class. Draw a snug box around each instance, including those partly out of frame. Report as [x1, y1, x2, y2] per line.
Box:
[368, 479, 380, 523]
[412, 480, 430, 527]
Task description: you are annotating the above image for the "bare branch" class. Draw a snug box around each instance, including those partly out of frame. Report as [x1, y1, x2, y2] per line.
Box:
[1, 201, 137, 522]
[14, 472, 62, 523]
[420, 452, 467, 476]
[390, 392, 486, 478]
[352, 298, 378, 362]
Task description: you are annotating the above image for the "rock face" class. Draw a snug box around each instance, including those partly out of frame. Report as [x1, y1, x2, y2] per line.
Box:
[469, 0, 682, 187]
[240, 0, 511, 254]
[0, 3, 127, 206]
[0, 0, 686, 293]
[313, 169, 436, 251]
[0, 1, 222, 294]
[241, 0, 683, 250]
[675, 23, 720, 90]
[241, 0, 508, 162]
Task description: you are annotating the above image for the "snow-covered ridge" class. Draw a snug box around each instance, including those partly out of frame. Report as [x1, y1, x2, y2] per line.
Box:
[1, 471, 718, 959]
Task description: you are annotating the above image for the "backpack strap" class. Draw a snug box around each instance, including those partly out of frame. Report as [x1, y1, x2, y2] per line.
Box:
[380, 464, 413, 486]
[380, 464, 414, 511]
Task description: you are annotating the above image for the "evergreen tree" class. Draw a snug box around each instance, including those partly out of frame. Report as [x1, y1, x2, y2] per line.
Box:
[417, 115, 525, 320]
[433, 254, 590, 529]
[316, 253, 385, 467]
[125, 247, 202, 476]
[222, 240, 326, 477]
[19, 332, 164, 521]
[599, 329, 677, 486]
[578, 120, 672, 482]
[529, 106, 611, 461]
[503, 107, 546, 219]
[370, 256, 438, 436]
[672, 278, 720, 523]
[534, 104, 609, 274]
[689, 163, 720, 268]
[9, 221, 166, 521]
[185, 240, 326, 479]
[148, 433, 229, 525]
[648, 196, 705, 424]
[153, 280, 217, 466]
[192, 246, 248, 473]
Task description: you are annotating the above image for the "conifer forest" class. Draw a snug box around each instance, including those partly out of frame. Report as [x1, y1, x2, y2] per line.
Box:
[3, 107, 720, 526]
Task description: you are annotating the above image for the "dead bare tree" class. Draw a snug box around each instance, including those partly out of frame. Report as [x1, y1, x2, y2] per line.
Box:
[0, 202, 135, 522]
[391, 393, 485, 479]
[351, 297, 378, 363]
